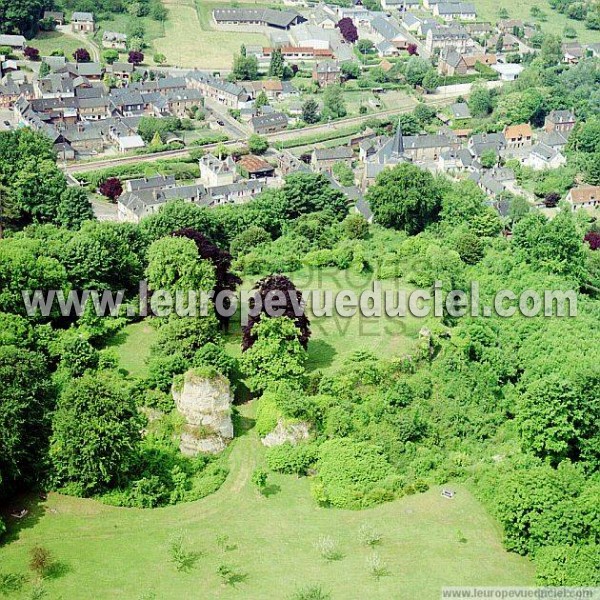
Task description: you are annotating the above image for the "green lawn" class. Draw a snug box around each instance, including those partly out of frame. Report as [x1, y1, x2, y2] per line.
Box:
[220, 267, 423, 373]
[29, 31, 83, 59]
[0, 402, 534, 599]
[0, 269, 535, 598]
[473, 0, 599, 42]
[106, 321, 157, 378]
[152, 0, 269, 69]
[94, 13, 166, 56]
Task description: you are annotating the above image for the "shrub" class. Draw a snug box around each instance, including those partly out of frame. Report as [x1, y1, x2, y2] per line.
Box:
[314, 535, 343, 561]
[266, 443, 317, 475]
[314, 438, 396, 509]
[367, 553, 389, 579]
[29, 546, 53, 578]
[358, 523, 383, 547]
[289, 584, 332, 600]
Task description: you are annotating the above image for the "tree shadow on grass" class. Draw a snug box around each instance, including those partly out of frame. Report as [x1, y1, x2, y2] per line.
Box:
[45, 560, 72, 580]
[0, 493, 46, 545]
[232, 410, 255, 437]
[306, 339, 336, 372]
[262, 484, 281, 498]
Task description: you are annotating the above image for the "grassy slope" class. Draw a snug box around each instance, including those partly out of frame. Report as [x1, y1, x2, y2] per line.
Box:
[473, 0, 599, 43]
[29, 31, 83, 59]
[152, 0, 269, 69]
[106, 321, 157, 378]
[0, 403, 534, 599]
[0, 269, 534, 597]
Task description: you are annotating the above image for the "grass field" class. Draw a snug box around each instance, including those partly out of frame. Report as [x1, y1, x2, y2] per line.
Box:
[106, 321, 157, 378]
[152, 0, 269, 69]
[0, 269, 535, 597]
[473, 0, 599, 43]
[29, 31, 83, 59]
[0, 400, 534, 599]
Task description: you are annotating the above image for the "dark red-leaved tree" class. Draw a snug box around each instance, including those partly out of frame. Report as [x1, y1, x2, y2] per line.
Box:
[24, 46, 40, 60]
[544, 191, 561, 207]
[242, 274, 311, 351]
[99, 177, 123, 201]
[128, 50, 144, 65]
[407, 43, 418, 56]
[73, 47, 91, 63]
[172, 228, 242, 328]
[337, 17, 358, 44]
[584, 231, 600, 250]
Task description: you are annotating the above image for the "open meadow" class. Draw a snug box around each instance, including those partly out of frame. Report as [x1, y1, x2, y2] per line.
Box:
[472, 0, 599, 43]
[152, 0, 269, 69]
[0, 404, 534, 600]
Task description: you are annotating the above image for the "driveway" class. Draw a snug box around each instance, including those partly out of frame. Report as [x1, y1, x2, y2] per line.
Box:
[56, 25, 101, 62]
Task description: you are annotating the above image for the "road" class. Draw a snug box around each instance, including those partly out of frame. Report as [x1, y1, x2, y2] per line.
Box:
[56, 25, 100, 62]
[63, 85, 481, 175]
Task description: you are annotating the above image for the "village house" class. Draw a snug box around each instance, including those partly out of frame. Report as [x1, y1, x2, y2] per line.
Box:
[566, 186, 600, 210]
[487, 33, 520, 53]
[186, 71, 248, 109]
[102, 31, 127, 51]
[262, 79, 284, 100]
[251, 112, 289, 134]
[433, 2, 477, 21]
[310, 7, 337, 29]
[503, 124, 533, 149]
[0, 35, 26, 51]
[370, 16, 409, 52]
[43, 11, 65, 25]
[78, 96, 111, 121]
[162, 89, 203, 117]
[562, 42, 584, 64]
[471, 167, 516, 197]
[468, 132, 506, 157]
[312, 61, 341, 87]
[71, 12, 95, 33]
[438, 47, 496, 75]
[426, 25, 473, 54]
[106, 62, 135, 84]
[523, 143, 567, 170]
[311, 145, 354, 174]
[465, 22, 492, 37]
[438, 147, 478, 172]
[544, 109, 576, 134]
[199, 153, 237, 187]
[237, 155, 276, 179]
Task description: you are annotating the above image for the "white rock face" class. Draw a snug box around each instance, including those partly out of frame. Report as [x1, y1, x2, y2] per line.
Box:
[261, 419, 310, 448]
[173, 370, 234, 456]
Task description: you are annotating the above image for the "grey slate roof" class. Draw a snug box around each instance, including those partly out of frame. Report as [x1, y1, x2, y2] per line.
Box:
[449, 102, 471, 119]
[251, 112, 289, 129]
[71, 11, 94, 21]
[371, 16, 402, 40]
[314, 146, 354, 161]
[213, 8, 301, 28]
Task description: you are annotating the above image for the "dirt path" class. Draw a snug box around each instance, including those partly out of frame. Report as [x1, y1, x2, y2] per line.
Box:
[56, 25, 101, 62]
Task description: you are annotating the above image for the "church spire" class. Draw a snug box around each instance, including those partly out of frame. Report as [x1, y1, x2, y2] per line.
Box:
[392, 120, 404, 156]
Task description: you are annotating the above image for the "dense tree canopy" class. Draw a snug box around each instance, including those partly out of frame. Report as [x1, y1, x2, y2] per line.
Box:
[366, 163, 444, 234]
[50, 372, 144, 494]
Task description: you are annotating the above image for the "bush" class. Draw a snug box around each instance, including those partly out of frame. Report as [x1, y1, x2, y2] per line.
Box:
[314, 438, 397, 509]
[255, 391, 282, 436]
[266, 443, 317, 475]
[314, 535, 343, 561]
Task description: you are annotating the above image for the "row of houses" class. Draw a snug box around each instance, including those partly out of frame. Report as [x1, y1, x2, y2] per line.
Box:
[118, 153, 278, 222]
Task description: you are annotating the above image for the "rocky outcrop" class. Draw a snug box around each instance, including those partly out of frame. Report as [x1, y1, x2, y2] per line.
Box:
[173, 369, 234, 456]
[261, 419, 310, 448]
